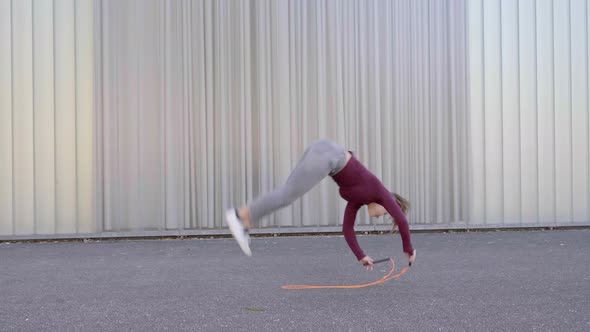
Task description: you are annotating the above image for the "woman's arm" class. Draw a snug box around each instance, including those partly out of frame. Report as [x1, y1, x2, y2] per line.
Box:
[379, 190, 414, 255]
[342, 203, 365, 261]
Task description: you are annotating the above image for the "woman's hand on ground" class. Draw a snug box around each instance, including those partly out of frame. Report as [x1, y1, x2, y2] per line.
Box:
[360, 256, 374, 270]
[406, 249, 416, 266]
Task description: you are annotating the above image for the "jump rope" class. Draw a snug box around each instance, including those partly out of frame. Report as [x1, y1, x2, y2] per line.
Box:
[281, 258, 411, 290]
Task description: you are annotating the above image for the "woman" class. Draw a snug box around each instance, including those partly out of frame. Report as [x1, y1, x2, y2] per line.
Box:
[226, 139, 416, 270]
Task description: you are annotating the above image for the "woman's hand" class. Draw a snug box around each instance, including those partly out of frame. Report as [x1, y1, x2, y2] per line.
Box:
[360, 256, 374, 270]
[406, 249, 416, 266]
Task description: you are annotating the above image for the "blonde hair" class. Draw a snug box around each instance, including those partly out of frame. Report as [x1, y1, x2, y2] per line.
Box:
[393, 192, 410, 215]
[391, 192, 410, 233]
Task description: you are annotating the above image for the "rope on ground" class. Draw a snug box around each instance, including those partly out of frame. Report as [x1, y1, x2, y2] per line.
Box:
[281, 258, 410, 290]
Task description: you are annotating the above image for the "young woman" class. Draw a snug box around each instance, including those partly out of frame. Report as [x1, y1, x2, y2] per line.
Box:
[226, 139, 417, 270]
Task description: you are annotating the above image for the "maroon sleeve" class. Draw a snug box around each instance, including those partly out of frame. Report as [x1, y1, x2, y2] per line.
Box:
[342, 203, 365, 261]
[378, 189, 414, 255]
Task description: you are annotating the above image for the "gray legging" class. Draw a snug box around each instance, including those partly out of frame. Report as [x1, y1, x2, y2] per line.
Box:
[248, 139, 348, 224]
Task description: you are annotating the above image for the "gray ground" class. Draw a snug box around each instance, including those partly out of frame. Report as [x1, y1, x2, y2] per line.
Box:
[1, 229, 589, 332]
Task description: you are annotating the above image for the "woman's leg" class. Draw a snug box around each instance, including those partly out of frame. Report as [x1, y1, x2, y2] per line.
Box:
[239, 140, 346, 228]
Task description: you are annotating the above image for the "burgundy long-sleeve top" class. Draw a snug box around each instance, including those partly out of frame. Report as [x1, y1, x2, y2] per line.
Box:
[331, 154, 414, 261]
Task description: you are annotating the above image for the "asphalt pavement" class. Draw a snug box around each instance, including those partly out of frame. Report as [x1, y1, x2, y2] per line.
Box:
[1, 229, 589, 331]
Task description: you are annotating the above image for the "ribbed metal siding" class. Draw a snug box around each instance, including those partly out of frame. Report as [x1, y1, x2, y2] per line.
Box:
[467, 0, 589, 225]
[1, 0, 588, 239]
[94, 0, 469, 233]
[0, 0, 94, 236]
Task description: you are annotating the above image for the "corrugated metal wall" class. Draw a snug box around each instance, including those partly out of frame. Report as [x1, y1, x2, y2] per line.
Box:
[468, 0, 589, 225]
[95, 0, 469, 233]
[0, 0, 95, 236]
[0, 0, 588, 239]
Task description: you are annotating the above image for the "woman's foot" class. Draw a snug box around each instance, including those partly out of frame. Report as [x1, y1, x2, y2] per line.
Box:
[226, 209, 252, 256]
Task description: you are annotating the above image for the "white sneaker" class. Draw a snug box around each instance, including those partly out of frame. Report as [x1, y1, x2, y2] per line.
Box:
[226, 209, 252, 256]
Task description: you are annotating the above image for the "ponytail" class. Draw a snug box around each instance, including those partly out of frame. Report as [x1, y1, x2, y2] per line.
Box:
[392, 192, 410, 215]
[391, 192, 410, 233]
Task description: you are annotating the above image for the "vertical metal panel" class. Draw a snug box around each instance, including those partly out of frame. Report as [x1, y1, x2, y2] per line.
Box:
[430, 0, 442, 223]
[33, 0, 56, 234]
[93, 0, 103, 234]
[163, 0, 183, 230]
[203, 0, 215, 229]
[518, 0, 539, 224]
[483, 0, 504, 224]
[380, 0, 393, 222]
[12, 0, 35, 235]
[416, 0, 429, 224]
[554, 0, 573, 222]
[275, 0, 294, 226]
[536, 0, 557, 223]
[0, 0, 13, 235]
[116, 0, 139, 230]
[100, 0, 115, 232]
[450, 0, 468, 224]
[468, 0, 486, 224]
[55, 0, 78, 234]
[75, 0, 94, 233]
[459, 0, 470, 225]
[193, 0, 209, 230]
[137, 0, 163, 230]
[570, 0, 589, 223]
[501, 0, 521, 224]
